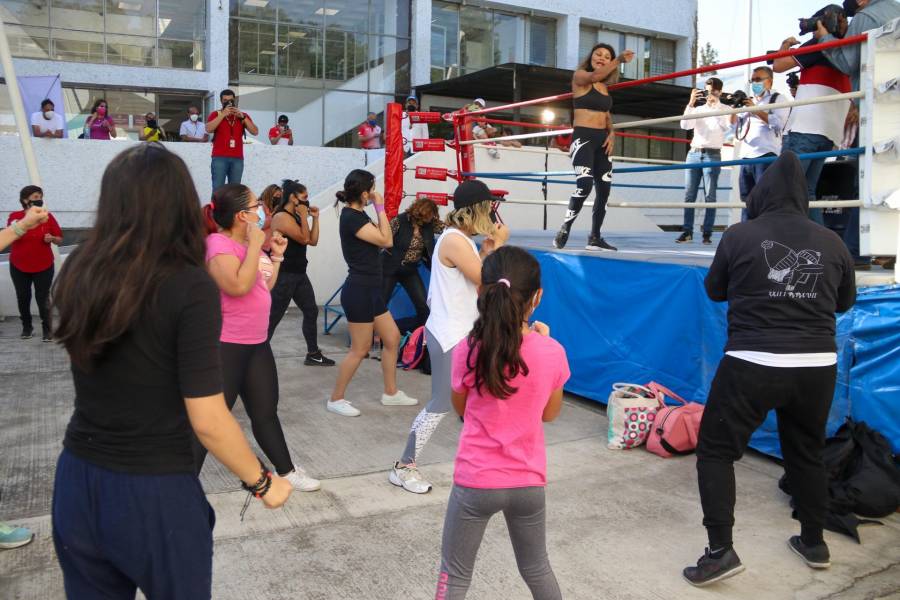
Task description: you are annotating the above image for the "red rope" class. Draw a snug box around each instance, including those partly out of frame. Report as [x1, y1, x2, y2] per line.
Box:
[481, 118, 569, 130]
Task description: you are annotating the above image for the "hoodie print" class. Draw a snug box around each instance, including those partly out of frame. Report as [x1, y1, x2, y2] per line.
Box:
[762, 240, 825, 298]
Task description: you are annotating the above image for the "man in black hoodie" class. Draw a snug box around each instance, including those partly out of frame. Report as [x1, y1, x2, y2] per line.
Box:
[683, 152, 856, 587]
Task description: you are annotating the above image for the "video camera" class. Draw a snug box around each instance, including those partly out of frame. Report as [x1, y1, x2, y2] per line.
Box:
[695, 90, 749, 108]
[798, 4, 844, 37]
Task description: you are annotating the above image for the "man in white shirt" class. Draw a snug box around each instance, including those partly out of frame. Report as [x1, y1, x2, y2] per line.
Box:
[677, 78, 732, 245]
[30, 99, 63, 139]
[731, 66, 790, 220]
[178, 106, 208, 143]
[401, 95, 430, 157]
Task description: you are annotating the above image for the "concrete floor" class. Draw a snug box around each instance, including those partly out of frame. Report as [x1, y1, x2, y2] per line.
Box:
[0, 312, 898, 600]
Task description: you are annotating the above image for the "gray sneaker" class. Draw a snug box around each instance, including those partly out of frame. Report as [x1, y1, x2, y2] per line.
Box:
[389, 462, 433, 494]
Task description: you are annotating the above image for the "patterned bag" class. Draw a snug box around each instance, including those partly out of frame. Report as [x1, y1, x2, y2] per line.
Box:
[607, 383, 659, 450]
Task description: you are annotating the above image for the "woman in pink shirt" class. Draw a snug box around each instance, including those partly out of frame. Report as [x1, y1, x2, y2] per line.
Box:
[84, 98, 117, 140]
[198, 184, 321, 493]
[436, 246, 569, 600]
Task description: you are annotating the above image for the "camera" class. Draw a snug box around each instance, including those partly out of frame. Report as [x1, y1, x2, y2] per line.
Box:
[222, 99, 235, 108]
[720, 90, 749, 108]
[786, 71, 801, 89]
[694, 90, 710, 106]
[798, 4, 844, 37]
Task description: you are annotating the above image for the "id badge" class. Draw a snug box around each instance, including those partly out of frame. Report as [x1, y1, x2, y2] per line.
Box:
[229, 139, 236, 149]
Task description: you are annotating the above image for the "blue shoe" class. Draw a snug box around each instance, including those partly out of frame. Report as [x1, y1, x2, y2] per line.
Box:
[0, 522, 34, 549]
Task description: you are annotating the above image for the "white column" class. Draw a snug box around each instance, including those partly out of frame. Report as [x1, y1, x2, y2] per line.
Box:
[556, 14, 580, 70]
[208, 0, 232, 95]
[410, 0, 433, 87]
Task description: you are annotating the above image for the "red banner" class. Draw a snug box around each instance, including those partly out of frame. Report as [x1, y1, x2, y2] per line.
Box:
[415, 166, 450, 181]
[384, 102, 403, 219]
[415, 192, 450, 206]
[412, 138, 446, 152]
[408, 111, 442, 124]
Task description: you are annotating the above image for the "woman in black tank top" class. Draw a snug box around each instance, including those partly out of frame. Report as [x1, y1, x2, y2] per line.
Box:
[554, 43, 634, 252]
[267, 180, 335, 366]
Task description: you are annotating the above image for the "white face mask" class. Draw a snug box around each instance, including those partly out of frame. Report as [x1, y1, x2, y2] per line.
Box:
[44, 110, 55, 120]
[189, 114, 199, 122]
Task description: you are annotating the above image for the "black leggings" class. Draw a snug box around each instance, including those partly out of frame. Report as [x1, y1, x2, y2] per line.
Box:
[10, 263, 54, 329]
[382, 265, 429, 333]
[268, 271, 319, 352]
[561, 126, 612, 237]
[193, 341, 293, 475]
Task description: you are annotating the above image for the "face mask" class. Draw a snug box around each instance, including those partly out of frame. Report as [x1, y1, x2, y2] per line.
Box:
[189, 114, 199, 122]
[43, 110, 55, 119]
[256, 206, 266, 229]
[406, 103, 416, 111]
[28, 200, 44, 208]
[147, 119, 157, 128]
[842, 0, 858, 17]
[751, 82, 766, 96]
[97, 106, 106, 116]
[368, 119, 377, 126]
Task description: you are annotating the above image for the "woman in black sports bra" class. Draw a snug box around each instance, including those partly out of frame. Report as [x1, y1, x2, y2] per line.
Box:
[554, 43, 634, 251]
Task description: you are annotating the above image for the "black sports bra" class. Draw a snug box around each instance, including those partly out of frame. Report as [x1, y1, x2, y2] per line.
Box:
[573, 85, 613, 112]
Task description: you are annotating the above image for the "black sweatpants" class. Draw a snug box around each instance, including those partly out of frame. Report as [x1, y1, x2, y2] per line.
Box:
[10, 263, 54, 329]
[382, 264, 429, 333]
[268, 271, 319, 353]
[696, 355, 836, 550]
[193, 341, 293, 475]
[561, 126, 612, 238]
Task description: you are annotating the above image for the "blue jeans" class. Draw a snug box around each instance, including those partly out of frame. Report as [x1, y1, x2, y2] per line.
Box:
[682, 149, 721, 235]
[211, 156, 244, 192]
[53, 449, 215, 600]
[739, 153, 776, 221]
[782, 133, 834, 225]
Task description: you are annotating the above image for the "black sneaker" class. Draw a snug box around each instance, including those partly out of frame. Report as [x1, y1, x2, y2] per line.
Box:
[553, 227, 570, 249]
[304, 350, 335, 366]
[788, 536, 831, 569]
[676, 232, 693, 244]
[42, 325, 52, 343]
[683, 547, 745, 587]
[702, 233, 712, 245]
[20, 325, 33, 340]
[586, 236, 617, 251]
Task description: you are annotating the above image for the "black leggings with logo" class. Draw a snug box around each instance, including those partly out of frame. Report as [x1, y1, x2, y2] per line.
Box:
[560, 126, 612, 238]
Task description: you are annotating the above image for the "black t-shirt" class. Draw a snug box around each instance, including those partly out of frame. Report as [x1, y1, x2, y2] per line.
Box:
[339, 206, 382, 286]
[63, 266, 223, 474]
[278, 210, 309, 274]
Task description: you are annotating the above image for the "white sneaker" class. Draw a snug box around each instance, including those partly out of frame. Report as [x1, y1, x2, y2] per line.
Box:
[389, 462, 433, 494]
[381, 390, 418, 406]
[283, 465, 321, 492]
[327, 399, 361, 417]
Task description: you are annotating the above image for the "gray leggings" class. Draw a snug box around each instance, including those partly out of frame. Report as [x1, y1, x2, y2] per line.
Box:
[400, 329, 455, 464]
[436, 485, 561, 600]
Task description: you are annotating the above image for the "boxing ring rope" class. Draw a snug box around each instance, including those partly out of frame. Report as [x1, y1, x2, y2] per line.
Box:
[498, 198, 865, 210]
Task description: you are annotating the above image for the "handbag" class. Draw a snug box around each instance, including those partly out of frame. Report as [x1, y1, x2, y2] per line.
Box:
[645, 382, 705, 458]
[606, 383, 660, 450]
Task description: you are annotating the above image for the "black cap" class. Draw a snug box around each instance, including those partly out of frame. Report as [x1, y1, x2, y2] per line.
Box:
[278, 114, 289, 123]
[452, 180, 492, 210]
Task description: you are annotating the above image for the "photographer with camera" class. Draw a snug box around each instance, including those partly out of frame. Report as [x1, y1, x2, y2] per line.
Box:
[269, 115, 294, 146]
[207, 89, 258, 191]
[676, 77, 732, 245]
[773, 6, 852, 225]
[139, 112, 166, 142]
[732, 66, 790, 220]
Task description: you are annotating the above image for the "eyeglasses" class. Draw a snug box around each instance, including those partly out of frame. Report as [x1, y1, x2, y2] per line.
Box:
[750, 77, 770, 83]
[241, 203, 261, 213]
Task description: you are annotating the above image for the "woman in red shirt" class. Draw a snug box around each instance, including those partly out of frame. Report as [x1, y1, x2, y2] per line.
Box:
[8, 185, 62, 341]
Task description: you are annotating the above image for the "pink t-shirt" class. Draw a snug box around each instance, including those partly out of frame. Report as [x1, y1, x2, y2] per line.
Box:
[451, 333, 570, 489]
[205, 233, 271, 344]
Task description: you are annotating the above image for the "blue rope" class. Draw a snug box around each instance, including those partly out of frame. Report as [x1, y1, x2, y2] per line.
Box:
[469, 173, 732, 190]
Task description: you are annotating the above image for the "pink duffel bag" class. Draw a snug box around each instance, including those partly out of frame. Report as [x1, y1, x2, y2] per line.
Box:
[645, 382, 705, 458]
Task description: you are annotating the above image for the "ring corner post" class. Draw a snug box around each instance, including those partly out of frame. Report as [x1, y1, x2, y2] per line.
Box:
[385, 102, 404, 219]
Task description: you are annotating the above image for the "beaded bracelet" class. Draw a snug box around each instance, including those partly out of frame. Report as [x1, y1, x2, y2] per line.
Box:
[239, 458, 273, 521]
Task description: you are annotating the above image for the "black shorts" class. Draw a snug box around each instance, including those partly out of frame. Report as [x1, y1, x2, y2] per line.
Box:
[341, 280, 387, 323]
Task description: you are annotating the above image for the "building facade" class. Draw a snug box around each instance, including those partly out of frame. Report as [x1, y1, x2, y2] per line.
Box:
[1, 0, 697, 148]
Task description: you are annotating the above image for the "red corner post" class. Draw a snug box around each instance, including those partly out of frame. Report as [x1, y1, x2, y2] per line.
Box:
[384, 102, 403, 219]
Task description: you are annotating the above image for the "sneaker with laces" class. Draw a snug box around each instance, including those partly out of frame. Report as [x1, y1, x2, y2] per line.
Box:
[389, 462, 433, 494]
[702, 233, 712, 245]
[586, 236, 617, 251]
[381, 390, 418, 406]
[676, 232, 693, 244]
[0, 522, 34, 549]
[326, 399, 361, 417]
[304, 350, 335, 366]
[283, 465, 321, 492]
[683, 547, 745, 587]
[20, 325, 33, 340]
[553, 226, 570, 249]
[788, 536, 831, 569]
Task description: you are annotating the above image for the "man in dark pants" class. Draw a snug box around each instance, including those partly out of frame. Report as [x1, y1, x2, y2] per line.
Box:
[683, 151, 856, 587]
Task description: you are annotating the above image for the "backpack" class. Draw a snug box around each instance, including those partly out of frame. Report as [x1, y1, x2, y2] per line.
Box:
[645, 383, 705, 458]
[399, 326, 427, 370]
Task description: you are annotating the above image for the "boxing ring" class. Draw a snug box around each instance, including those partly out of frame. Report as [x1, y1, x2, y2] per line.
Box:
[380, 23, 900, 456]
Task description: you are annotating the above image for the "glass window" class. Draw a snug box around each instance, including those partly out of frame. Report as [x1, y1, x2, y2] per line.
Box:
[368, 35, 410, 95]
[323, 90, 368, 146]
[578, 26, 598, 63]
[528, 17, 556, 67]
[50, 0, 104, 32]
[370, 0, 409, 37]
[158, 39, 203, 70]
[459, 6, 491, 75]
[107, 1, 156, 37]
[106, 34, 155, 67]
[1, 0, 50, 27]
[431, 1, 459, 81]
[493, 13, 524, 65]
[325, 0, 369, 33]
[4, 25, 50, 59]
[159, 0, 207, 40]
[238, 20, 277, 77]
[277, 0, 322, 28]
[231, 0, 276, 21]
[278, 25, 323, 83]
[324, 29, 367, 89]
[52, 29, 104, 63]
[648, 38, 676, 77]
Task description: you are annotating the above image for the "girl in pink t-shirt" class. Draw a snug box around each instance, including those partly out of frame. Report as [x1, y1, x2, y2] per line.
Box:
[436, 246, 570, 600]
[200, 184, 321, 493]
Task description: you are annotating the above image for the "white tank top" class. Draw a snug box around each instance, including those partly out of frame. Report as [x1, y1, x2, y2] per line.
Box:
[426, 228, 480, 352]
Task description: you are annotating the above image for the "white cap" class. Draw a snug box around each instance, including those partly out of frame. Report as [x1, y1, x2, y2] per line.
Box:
[473, 98, 486, 107]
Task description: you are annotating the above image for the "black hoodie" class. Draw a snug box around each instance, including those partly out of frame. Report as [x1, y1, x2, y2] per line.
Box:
[704, 151, 856, 353]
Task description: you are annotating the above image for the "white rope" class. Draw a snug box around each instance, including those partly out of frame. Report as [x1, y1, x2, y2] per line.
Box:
[457, 91, 865, 147]
[499, 198, 865, 209]
[466, 142, 689, 166]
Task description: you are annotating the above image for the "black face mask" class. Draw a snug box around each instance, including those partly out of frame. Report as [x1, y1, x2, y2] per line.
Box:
[28, 200, 44, 208]
[147, 119, 158, 128]
[406, 103, 417, 111]
[842, 0, 858, 17]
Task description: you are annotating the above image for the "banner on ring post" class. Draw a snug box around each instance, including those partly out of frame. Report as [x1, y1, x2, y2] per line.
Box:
[416, 192, 450, 206]
[408, 112, 442, 124]
[415, 166, 451, 181]
[412, 138, 446, 152]
[384, 102, 403, 219]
